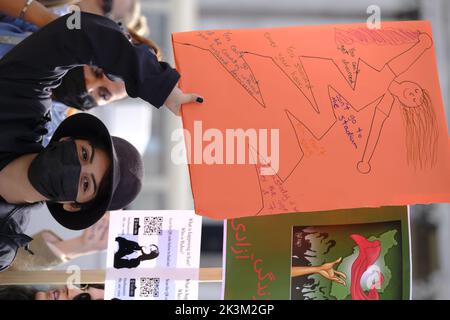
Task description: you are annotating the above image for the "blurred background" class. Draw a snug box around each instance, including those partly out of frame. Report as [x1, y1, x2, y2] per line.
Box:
[25, 0, 450, 299]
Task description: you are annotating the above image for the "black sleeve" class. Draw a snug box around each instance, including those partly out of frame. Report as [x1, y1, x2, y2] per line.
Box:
[0, 12, 180, 108]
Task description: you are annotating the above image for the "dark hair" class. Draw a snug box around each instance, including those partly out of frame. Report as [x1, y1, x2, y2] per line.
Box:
[0, 286, 37, 300]
[74, 284, 105, 301]
[140, 244, 159, 261]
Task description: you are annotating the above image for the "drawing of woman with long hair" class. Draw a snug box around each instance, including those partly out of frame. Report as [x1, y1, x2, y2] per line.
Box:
[355, 33, 438, 173]
[241, 32, 438, 175]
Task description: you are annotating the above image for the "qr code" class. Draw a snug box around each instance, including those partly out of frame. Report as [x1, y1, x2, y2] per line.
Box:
[143, 216, 163, 235]
[140, 277, 160, 298]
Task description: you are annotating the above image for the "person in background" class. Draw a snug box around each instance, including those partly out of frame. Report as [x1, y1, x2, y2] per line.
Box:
[0, 0, 186, 146]
[38, 0, 149, 37]
[0, 284, 105, 300]
[9, 213, 109, 271]
[0, 0, 168, 108]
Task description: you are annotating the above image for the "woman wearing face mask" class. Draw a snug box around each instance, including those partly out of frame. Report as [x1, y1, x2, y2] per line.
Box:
[0, 0, 193, 153]
[0, 1, 127, 110]
[0, 0, 193, 114]
[0, 112, 144, 270]
[0, 12, 200, 271]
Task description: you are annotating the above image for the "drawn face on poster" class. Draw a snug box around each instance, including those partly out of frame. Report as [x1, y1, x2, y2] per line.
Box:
[290, 221, 403, 300]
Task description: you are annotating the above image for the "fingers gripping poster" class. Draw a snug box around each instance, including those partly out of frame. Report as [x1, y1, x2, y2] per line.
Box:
[172, 21, 450, 219]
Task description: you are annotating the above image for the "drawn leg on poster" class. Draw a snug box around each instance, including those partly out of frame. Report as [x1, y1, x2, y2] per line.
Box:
[358, 33, 437, 173]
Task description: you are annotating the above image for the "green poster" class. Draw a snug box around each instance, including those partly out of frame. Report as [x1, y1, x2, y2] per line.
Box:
[223, 207, 411, 300]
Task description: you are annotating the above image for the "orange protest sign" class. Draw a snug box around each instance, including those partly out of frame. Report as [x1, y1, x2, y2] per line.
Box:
[172, 21, 450, 219]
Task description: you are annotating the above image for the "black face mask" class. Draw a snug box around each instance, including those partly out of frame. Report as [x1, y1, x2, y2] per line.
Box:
[52, 67, 98, 111]
[28, 140, 81, 202]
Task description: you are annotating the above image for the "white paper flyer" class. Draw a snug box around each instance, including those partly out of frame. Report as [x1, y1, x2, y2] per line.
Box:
[104, 210, 202, 300]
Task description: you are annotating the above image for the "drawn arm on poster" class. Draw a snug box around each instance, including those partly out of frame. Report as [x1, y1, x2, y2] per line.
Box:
[175, 31, 438, 178]
[291, 257, 347, 286]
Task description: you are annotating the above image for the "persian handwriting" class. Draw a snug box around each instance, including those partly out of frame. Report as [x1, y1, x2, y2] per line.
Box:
[229, 219, 276, 299]
[195, 31, 264, 106]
